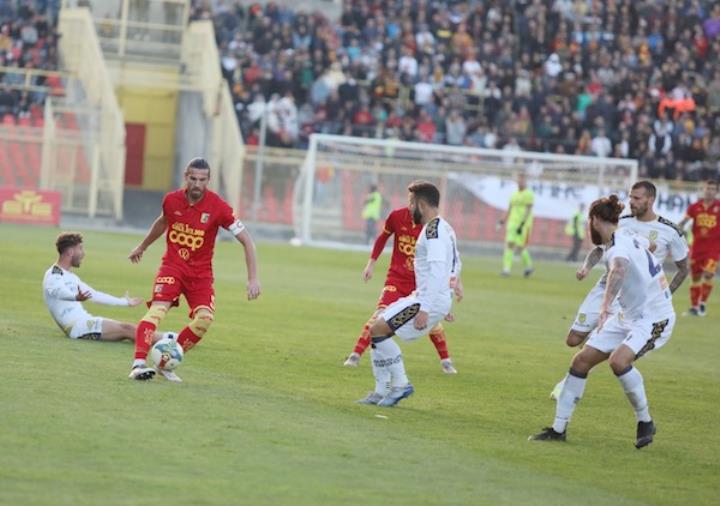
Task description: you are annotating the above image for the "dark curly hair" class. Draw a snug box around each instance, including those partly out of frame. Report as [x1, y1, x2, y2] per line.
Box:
[56, 232, 83, 254]
[589, 194, 625, 224]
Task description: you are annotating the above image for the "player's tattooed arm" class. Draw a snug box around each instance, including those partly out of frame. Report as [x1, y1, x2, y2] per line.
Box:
[676, 216, 691, 235]
[598, 257, 628, 329]
[576, 246, 603, 280]
[669, 256, 689, 294]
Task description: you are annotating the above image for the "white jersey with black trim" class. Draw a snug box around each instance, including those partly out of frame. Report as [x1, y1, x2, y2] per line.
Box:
[618, 215, 688, 263]
[596, 214, 688, 287]
[414, 216, 461, 315]
[605, 229, 674, 320]
[42, 264, 129, 334]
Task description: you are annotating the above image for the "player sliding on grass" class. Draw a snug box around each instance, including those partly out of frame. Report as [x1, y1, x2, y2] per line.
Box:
[343, 197, 461, 374]
[531, 195, 676, 448]
[549, 181, 688, 400]
[357, 181, 462, 407]
[43, 232, 166, 342]
[127, 157, 261, 382]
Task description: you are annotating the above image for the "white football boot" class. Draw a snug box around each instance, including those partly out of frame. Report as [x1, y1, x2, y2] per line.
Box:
[441, 358, 458, 374]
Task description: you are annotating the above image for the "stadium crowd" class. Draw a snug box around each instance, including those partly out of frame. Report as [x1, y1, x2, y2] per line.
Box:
[0, 0, 60, 124]
[195, 0, 720, 181]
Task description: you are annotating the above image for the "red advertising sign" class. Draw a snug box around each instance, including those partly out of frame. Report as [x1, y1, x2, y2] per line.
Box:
[0, 187, 62, 226]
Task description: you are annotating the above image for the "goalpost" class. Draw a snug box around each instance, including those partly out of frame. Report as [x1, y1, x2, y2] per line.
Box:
[294, 134, 638, 253]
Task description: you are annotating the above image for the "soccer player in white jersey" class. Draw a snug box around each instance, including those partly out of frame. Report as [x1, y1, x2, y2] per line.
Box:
[357, 181, 462, 407]
[549, 181, 688, 399]
[43, 232, 164, 342]
[531, 195, 676, 448]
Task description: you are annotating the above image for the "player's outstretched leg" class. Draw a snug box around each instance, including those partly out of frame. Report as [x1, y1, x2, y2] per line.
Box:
[176, 308, 214, 352]
[372, 335, 413, 407]
[530, 368, 586, 441]
[345, 312, 379, 367]
[610, 345, 656, 449]
[129, 303, 169, 381]
[357, 342, 391, 405]
[531, 346, 606, 442]
[428, 324, 456, 374]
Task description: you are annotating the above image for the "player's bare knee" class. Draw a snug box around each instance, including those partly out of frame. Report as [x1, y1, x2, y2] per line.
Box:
[566, 330, 588, 347]
[122, 323, 136, 337]
[608, 352, 633, 375]
[369, 318, 391, 338]
[570, 351, 594, 375]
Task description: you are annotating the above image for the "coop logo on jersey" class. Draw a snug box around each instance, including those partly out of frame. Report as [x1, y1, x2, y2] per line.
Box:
[169, 222, 205, 251]
[697, 213, 717, 229]
[397, 234, 416, 256]
[0, 188, 61, 226]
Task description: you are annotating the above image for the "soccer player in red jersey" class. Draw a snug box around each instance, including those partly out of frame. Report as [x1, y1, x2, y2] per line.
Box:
[127, 158, 261, 381]
[343, 193, 462, 374]
[678, 180, 720, 316]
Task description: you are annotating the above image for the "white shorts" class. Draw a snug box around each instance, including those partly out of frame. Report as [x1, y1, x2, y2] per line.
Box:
[67, 315, 104, 340]
[586, 312, 675, 358]
[381, 294, 447, 342]
[571, 283, 620, 333]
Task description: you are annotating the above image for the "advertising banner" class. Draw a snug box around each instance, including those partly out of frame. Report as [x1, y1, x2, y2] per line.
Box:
[0, 188, 62, 226]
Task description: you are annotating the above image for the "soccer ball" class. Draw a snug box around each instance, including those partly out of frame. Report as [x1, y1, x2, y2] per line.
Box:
[150, 337, 184, 371]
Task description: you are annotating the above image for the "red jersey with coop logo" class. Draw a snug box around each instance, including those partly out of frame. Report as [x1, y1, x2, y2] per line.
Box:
[371, 207, 423, 290]
[686, 199, 720, 258]
[161, 189, 235, 277]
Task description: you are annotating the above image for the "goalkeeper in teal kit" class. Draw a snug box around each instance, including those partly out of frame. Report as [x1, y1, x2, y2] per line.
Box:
[498, 173, 535, 277]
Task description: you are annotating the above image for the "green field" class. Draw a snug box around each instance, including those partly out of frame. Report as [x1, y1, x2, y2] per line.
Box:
[0, 224, 717, 505]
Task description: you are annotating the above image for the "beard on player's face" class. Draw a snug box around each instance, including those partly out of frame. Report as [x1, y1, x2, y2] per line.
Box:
[412, 205, 423, 225]
[70, 247, 84, 267]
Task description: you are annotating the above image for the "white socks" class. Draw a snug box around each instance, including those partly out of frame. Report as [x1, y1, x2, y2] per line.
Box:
[372, 337, 409, 389]
[616, 366, 651, 422]
[370, 348, 391, 396]
[553, 370, 587, 433]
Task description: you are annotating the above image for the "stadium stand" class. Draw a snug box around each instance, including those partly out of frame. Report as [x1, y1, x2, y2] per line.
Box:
[203, 0, 720, 181]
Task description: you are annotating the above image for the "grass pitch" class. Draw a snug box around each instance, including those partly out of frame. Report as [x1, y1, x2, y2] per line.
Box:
[0, 224, 717, 506]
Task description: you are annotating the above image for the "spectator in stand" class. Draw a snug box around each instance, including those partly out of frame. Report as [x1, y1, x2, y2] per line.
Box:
[591, 127, 613, 158]
[202, 0, 720, 181]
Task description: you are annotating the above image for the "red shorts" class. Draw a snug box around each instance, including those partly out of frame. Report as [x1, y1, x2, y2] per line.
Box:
[151, 265, 215, 317]
[376, 282, 415, 309]
[690, 255, 719, 277]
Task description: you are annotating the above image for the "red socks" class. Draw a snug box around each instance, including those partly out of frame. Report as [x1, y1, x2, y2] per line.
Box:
[690, 284, 702, 308]
[701, 282, 713, 303]
[353, 316, 377, 355]
[134, 321, 156, 360]
[177, 327, 202, 352]
[428, 328, 450, 360]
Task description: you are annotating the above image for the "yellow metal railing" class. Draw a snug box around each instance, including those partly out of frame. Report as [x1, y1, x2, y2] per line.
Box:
[182, 20, 244, 214]
[58, 8, 126, 219]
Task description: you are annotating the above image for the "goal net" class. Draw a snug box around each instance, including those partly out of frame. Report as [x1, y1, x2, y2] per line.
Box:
[294, 134, 638, 254]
